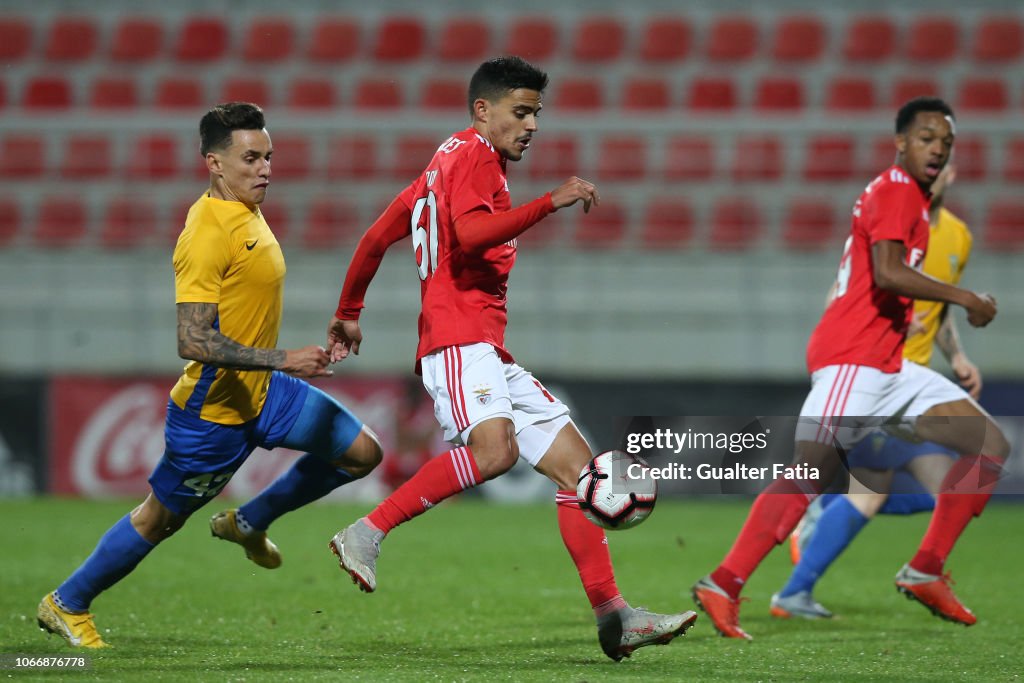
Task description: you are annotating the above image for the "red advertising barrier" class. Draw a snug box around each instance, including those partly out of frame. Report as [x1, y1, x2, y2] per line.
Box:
[48, 375, 423, 500]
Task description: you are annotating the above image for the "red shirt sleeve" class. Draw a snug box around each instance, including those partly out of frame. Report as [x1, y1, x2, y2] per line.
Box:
[454, 194, 555, 253]
[335, 196, 411, 320]
[864, 183, 923, 245]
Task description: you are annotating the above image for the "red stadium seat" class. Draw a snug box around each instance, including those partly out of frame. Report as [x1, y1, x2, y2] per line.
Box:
[640, 199, 694, 248]
[109, 18, 163, 63]
[971, 16, 1023, 63]
[0, 18, 32, 61]
[710, 197, 761, 250]
[572, 200, 626, 249]
[516, 210, 564, 248]
[60, 135, 113, 179]
[286, 78, 337, 110]
[984, 200, 1024, 250]
[957, 77, 1008, 112]
[688, 77, 737, 111]
[267, 133, 311, 180]
[23, 77, 72, 110]
[354, 78, 403, 110]
[220, 77, 271, 106]
[783, 199, 837, 250]
[842, 16, 897, 63]
[891, 77, 941, 106]
[803, 135, 856, 182]
[754, 77, 803, 112]
[1002, 137, 1024, 182]
[596, 136, 648, 180]
[304, 197, 361, 248]
[34, 197, 87, 248]
[571, 17, 625, 63]
[256, 201, 289, 244]
[554, 78, 603, 111]
[90, 78, 138, 110]
[306, 18, 359, 62]
[502, 17, 557, 60]
[371, 16, 425, 62]
[0, 135, 46, 178]
[622, 78, 670, 111]
[241, 17, 294, 63]
[0, 81, 5, 110]
[905, 17, 959, 62]
[862, 136, 898, 178]
[126, 135, 179, 179]
[663, 136, 715, 181]
[639, 18, 691, 63]
[326, 135, 378, 179]
[174, 16, 229, 62]
[824, 77, 876, 112]
[44, 17, 97, 62]
[527, 134, 579, 180]
[951, 136, 987, 181]
[772, 16, 826, 62]
[155, 78, 204, 110]
[706, 16, 759, 62]
[420, 78, 466, 111]
[731, 136, 782, 181]
[437, 18, 491, 62]
[390, 134, 438, 180]
[100, 197, 157, 249]
[0, 197, 20, 246]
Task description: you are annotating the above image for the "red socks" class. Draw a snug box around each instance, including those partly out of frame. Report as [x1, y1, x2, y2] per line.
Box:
[555, 491, 625, 615]
[367, 447, 480, 534]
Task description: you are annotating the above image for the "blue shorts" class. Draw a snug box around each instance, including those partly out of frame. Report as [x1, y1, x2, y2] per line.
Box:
[149, 372, 363, 515]
[846, 431, 959, 472]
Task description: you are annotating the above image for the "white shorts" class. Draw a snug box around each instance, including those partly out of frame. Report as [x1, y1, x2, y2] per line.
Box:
[796, 359, 971, 448]
[420, 343, 571, 466]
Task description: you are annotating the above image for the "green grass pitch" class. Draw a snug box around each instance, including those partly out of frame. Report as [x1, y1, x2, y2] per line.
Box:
[1, 497, 1021, 681]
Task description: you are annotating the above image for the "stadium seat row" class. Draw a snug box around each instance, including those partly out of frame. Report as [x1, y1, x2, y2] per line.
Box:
[3, 72, 1020, 113]
[3, 131, 1020, 183]
[2, 193, 1021, 252]
[1, 13, 1022, 65]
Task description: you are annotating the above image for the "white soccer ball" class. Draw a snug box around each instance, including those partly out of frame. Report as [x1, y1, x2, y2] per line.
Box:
[576, 450, 657, 530]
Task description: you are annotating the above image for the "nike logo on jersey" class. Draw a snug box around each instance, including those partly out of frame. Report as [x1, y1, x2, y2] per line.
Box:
[245, 240, 258, 250]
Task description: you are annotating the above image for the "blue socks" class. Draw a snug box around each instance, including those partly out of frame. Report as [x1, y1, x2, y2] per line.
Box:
[238, 454, 354, 531]
[779, 496, 868, 598]
[878, 493, 935, 515]
[55, 514, 155, 612]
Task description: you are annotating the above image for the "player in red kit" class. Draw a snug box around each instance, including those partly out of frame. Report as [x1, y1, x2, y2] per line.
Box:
[325, 57, 696, 660]
[692, 98, 1009, 639]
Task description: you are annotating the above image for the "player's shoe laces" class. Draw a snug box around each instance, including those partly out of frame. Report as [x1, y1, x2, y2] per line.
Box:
[788, 496, 824, 565]
[597, 606, 698, 661]
[36, 593, 108, 649]
[691, 575, 752, 640]
[328, 519, 384, 593]
[210, 509, 282, 569]
[769, 591, 834, 620]
[895, 564, 976, 626]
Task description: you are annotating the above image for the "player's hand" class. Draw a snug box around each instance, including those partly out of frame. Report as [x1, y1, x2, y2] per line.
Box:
[327, 317, 362, 362]
[907, 311, 927, 338]
[951, 353, 983, 400]
[550, 176, 600, 214]
[281, 345, 332, 378]
[965, 292, 996, 328]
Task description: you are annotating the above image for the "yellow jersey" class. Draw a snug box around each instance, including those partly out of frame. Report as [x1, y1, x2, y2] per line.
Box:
[169, 194, 286, 424]
[902, 207, 972, 365]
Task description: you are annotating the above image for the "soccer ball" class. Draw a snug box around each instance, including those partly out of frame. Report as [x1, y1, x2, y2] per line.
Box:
[576, 450, 657, 530]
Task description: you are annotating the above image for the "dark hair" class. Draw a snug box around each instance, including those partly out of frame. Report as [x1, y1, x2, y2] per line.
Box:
[467, 56, 549, 113]
[199, 102, 266, 156]
[895, 97, 955, 134]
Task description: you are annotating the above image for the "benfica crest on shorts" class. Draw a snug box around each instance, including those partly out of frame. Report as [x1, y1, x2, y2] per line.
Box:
[473, 385, 493, 405]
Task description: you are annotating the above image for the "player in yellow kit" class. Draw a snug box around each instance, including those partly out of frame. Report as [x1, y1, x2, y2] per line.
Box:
[771, 164, 984, 620]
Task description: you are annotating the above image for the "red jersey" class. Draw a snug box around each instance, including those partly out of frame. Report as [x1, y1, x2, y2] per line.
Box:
[398, 128, 515, 362]
[806, 165, 931, 374]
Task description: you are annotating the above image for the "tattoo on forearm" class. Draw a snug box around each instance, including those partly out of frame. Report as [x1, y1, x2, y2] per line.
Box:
[936, 311, 962, 361]
[177, 303, 285, 370]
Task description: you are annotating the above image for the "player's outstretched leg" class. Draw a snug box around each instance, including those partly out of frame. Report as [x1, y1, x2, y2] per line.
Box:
[36, 593, 108, 649]
[210, 509, 282, 569]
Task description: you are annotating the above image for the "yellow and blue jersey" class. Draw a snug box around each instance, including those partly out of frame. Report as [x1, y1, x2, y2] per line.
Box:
[902, 207, 972, 366]
[169, 194, 286, 424]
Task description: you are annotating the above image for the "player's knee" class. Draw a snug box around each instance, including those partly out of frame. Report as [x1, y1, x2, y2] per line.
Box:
[475, 440, 519, 480]
[987, 423, 1011, 461]
[336, 427, 383, 479]
[130, 497, 188, 544]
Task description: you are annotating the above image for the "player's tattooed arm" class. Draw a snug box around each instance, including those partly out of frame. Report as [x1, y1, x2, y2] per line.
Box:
[177, 302, 286, 370]
[935, 306, 964, 361]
